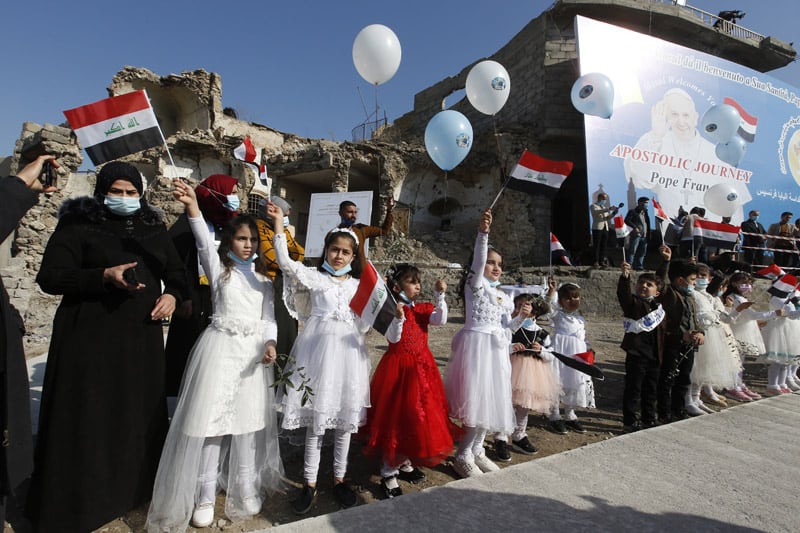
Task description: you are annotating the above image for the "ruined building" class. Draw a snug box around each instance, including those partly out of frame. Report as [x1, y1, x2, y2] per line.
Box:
[2, 0, 796, 355]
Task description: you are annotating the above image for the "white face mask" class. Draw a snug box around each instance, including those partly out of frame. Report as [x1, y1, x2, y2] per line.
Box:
[283, 216, 290, 228]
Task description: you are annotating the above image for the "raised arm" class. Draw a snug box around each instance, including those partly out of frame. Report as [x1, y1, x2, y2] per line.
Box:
[429, 279, 448, 326]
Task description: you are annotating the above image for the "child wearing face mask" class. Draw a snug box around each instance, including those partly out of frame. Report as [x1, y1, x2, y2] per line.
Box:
[545, 278, 595, 434]
[446, 209, 526, 478]
[655, 246, 705, 423]
[686, 266, 743, 415]
[493, 294, 560, 457]
[618, 261, 665, 432]
[266, 202, 403, 515]
[722, 272, 780, 402]
[147, 180, 283, 531]
[361, 264, 458, 499]
[759, 276, 800, 396]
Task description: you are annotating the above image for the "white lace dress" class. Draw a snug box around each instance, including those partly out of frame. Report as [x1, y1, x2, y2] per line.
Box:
[690, 291, 741, 389]
[147, 215, 284, 533]
[445, 232, 521, 434]
[728, 293, 772, 357]
[273, 232, 374, 435]
[547, 302, 595, 409]
[761, 296, 800, 365]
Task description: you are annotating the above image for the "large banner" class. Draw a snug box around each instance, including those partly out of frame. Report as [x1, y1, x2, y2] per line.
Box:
[575, 16, 800, 227]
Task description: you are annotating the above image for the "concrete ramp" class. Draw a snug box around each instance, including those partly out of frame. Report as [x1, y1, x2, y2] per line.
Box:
[269, 394, 800, 532]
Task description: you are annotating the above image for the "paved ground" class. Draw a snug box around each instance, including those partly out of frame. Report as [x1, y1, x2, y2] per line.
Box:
[266, 393, 800, 533]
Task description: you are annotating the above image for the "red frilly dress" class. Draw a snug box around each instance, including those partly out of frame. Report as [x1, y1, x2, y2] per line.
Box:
[361, 302, 460, 468]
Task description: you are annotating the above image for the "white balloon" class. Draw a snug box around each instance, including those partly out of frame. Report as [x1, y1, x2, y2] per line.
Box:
[703, 182, 744, 217]
[352, 24, 402, 85]
[570, 73, 614, 119]
[700, 104, 741, 144]
[465, 60, 511, 115]
[715, 136, 747, 167]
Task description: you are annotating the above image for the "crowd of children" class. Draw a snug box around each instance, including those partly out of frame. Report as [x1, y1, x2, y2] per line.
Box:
[19, 166, 799, 532]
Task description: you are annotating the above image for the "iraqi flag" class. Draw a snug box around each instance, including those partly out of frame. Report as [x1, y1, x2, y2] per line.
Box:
[613, 216, 632, 239]
[768, 274, 799, 299]
[652, 198, 669, 221]
[233, 136, 262, 165]
[63, 90, 163, 166]
[550, 233, 572, 265]
[692, 219, 739, 250]
[755, 263, 785, 280]
[723, 97, 758, 143]
[508, 150, 573, 196]
[349, 261, 397, 335]
[258, 164, 271, 188]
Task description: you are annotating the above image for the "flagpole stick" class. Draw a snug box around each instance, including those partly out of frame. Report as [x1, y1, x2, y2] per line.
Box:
[488, 178, 511, 210]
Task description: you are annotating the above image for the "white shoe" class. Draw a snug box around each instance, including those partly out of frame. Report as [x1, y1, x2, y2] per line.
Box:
[685, 403, 706, 416]
[242, 495, 262, 515]
[696, 400, 715, 414]
[452, 457, 482, 478]
[786, 379, 800, 392]
[473, 453, 500, 473]
[191, 502, 214, 528]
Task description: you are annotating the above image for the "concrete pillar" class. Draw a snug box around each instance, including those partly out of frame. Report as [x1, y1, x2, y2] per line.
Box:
[331, 158, 350, 192]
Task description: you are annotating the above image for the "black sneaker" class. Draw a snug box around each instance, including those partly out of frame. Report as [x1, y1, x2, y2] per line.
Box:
[292, 484, 317, 515]
[494, 439, 512, 462]
[511, 436, 538, 455]
[333, 481, 357, 508]
[622, 421, 641, 433]
[397, 466, 426, 484]
[565, 420, 587, 433]
[380, 476, 403, 499]
[549, 419, 568, 434]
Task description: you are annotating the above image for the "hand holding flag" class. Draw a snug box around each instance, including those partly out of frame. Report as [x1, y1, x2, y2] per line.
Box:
[508, 150, 573, 196]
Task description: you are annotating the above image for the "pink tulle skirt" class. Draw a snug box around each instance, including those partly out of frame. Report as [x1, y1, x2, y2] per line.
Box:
[510, 354, 561, 413]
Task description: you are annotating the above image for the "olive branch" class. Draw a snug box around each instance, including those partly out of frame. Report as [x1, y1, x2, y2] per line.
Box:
[271, 352, 314, 407]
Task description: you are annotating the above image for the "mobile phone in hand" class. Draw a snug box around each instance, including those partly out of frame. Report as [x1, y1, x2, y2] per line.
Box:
[123, 267, 139, 285]
[42, 161, 56, 187]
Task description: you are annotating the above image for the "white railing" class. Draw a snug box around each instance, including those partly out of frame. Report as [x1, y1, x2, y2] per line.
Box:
[653, 1, 765, 43]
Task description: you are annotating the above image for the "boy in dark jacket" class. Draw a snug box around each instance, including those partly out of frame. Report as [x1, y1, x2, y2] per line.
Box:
[618, 261, 665, 432]
[655, 245, 704, 423]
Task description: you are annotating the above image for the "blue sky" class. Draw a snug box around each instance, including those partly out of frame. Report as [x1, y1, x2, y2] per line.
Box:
[1, 1, 797, 162]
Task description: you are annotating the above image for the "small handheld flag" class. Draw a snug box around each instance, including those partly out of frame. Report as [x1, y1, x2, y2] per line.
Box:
[767, 274, 799, 300]
[755, 264, 785, 280]
[550, 233, 572, 266]
[508, 150, 573, 196]
[63, 90, 163, 166]
[233, 136, 261, 165]
[613, 216, 632, 239]
[692, 219, 739, 251]
[349, 261, 397, 335]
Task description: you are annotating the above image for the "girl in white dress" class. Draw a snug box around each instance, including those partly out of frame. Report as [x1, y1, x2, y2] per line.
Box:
[687, 268, 742, 415]
[545, 279, 595, 434]
[147, 180, 283, 532]
[723, 272, 779, 401]
[266, 203, 402, 515]
[761, 290, 799, 396]
[446, 209, 525, 479]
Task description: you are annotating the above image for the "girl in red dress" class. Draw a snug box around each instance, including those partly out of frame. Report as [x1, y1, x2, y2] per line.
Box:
[361, 264, 459, 498]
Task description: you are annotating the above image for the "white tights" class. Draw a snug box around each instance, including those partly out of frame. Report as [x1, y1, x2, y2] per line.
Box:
[456, 426, 487, 461]
[303, 428, 352, 484]
[197, 433, 258, 505]
[768, 363, 788, 389]
[495, 406, 529, 442]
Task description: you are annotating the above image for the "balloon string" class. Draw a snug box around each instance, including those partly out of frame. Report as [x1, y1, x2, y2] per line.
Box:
[444, 171, 448, 202]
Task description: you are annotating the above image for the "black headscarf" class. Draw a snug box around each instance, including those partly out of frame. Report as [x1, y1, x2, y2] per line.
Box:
[94, 161, 144, 198]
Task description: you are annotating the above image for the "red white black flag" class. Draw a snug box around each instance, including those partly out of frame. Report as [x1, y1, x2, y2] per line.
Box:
[63, 90, 163, 166]
[349, 261, 397, 335]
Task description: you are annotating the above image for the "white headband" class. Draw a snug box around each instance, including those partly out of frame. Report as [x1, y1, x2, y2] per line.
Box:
[328, 227, 359, 245]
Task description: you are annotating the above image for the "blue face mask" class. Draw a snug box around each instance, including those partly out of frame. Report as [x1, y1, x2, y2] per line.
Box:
[322, 260, 352, 277]
[521, 318, 535, 329]
[681, 284, 695, 295]
[283, 216, 291, 228]
[695, 278, 710, 290]
[227, 250, 256, 265]
[340, 216, 356, 227]
[485, 278, 501, 288]
[750, 215, 758, 222]
[104, 196, 141, 216]
[224, 195, 240, 211]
